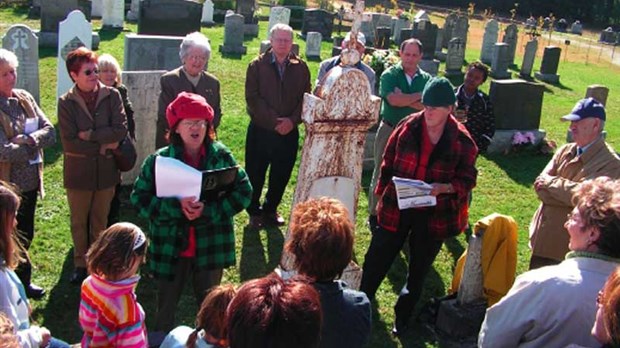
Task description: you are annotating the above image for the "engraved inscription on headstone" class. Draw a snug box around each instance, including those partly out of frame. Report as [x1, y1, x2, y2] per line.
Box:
[2, 25, 40, 103]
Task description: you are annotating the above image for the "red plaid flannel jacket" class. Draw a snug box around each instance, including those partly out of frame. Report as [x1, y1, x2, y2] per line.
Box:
[375, 111, 478, 239]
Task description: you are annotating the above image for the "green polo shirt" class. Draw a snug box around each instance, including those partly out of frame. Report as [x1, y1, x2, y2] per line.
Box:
[379, 63, 431, 125]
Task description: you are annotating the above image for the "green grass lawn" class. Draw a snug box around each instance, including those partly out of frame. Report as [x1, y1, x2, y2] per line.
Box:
[2, 5, 620, 347]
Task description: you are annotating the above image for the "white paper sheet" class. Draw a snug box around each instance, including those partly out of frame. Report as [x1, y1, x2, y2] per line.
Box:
[24, 118, 42, 165]
[155, 156, 202, 200]
[392, 176, 436, 209]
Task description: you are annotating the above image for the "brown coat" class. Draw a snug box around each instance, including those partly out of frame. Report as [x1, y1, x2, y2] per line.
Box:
[244, 49, 311, 131]
[156, 67, 221, 148]
[58, 83, 127, 191]
[530, 136, 620, 261]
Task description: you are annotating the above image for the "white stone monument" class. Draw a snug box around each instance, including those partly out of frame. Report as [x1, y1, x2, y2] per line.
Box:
[2, 25, 40, 103]
[102, 0, 124, 28]
[480, 19, 498, 65]
[56, 10, 92, 101]
[267, 6, 291, 36]
[201, 0, 215, 26]
[305, 31, 322, 59]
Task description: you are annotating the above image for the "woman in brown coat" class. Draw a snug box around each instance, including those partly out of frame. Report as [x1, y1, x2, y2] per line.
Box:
[58, 47, 127, 284]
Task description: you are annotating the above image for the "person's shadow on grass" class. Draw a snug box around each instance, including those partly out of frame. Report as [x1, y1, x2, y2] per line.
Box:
[238, 224, 284, 281]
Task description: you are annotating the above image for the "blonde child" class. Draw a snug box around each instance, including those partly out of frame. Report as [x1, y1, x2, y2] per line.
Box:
[160, 284, 236, 348]
[0, 183, 69, 348]
[79, 222, 148, 347]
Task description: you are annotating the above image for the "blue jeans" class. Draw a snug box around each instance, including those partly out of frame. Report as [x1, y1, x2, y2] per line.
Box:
[47, 337, 70, 348]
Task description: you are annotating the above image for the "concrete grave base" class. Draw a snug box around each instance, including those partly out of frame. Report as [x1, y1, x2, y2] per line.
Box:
[38, 31, 100, 50]
[243, 24, 259, 37]
[435, 298, 487, 340]
[535, 72, 560, 84]
[487, 129, 546, 154]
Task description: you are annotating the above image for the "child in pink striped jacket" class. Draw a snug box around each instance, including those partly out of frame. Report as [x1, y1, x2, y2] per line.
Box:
[79, 222, 148, 347]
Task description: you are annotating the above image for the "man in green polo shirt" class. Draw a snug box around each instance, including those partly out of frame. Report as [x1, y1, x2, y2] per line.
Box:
[368, 38, 431, 230]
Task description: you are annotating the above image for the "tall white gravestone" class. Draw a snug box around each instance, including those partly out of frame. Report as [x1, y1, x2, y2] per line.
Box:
[2, 25, 40, 103]
[520, 39, 538, 78]
[480, 19, 498, 65]
[102, 0, 124, 28]
[267, 6, 291, 37]
[201, 0, 215, 26]
[305, 31, 322, 59]
[56, 10, 92, 101]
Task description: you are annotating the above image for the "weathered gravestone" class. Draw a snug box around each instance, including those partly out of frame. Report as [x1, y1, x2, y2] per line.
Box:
[371, 13, 392, 33]
[39, 0, 95, 48]
[56, 10, 92, 101]
[392, 18, 410, 44]
[201, 0, 215, 26]
[418, 59, 440, 77]
[556, 18, 568, 32]
[599, 27, 617, 44]
[412, 19, 438, 60]
[127, 0, 140, 21]
[487, 79, 546, 153]
[267, 7, 291, 37]
[490, 43, 511, 79]
[445, 37, 465, 77]
[520, 39, 538, 78]
[305, 32, 322, 59]
[302, 9, 335, 40]
[101, 0, 124, 29]
[91, 0, 102, 18]
[480, 19, 498, 65]
[570, 20, 583, 35]
[120, 71, 166, 185]
[281, 66, 381, 289]
[414, 10, 430, 22]
[534, 46, 561, 84]
[359, 20, 375, 47]
[585, 85, 609, 106]
[237, 0, 259, 37]
[442, 12, 457, 49]
[124, 34, 184, 71]
[434, 28, 445, 61]
[502, 24, 518, 66]
[375, 27, 391, 49]
[398, 28, 413, 45]
[138, 0, 201, 36]
[2, 25, 40, 103]
[453, 16, 469, 45]
[219, 13, 247, 55]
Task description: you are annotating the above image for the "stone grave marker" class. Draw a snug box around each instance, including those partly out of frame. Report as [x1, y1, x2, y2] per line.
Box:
[267, 6, 291, 37]
[570, 20, 582, 35]
[445, 37, 465, 76]
[236, 0, 258, 37]
[520, 39, 538, 78]
[453, 15, 469, 45]
[490, 43, 510, 79]
[599, 27, 617, 44]
[127, 0, 139, 21]
[102, 0, 124, 29]
[535, 46, 561, 83]
[138, 0, 201, 36]
[442, 12, 457, 48]
[502, 24, 518, 66]
[40, 0, 93, 48]
[412, 19, 438, 60]
[585, 85, 609, 106]
[219, 13, 247, 55]
[556, 18, 568, 32]
[302, 9, 334, 40]
[418, 59, 439, 76]
[414, 10, 430, 22]
[434, 28, 445, 61]
[305, 32, 322, 59]
[120, 70, 166, 185]
[29, 0, 41, 18]
[372, 13, 392, 31]
[480, 19, 498, 64]
[201, 0, 215, 26]
[56, 10, 92, 100]
[2, 25, 40, 103]
[91, 0, 102, 17]
[124, 34, 184, 71]
[360, 20, 375, 47]
[399, 28, 413, 45]
[392, 18, 410, 44]
[375, 27, 391, 49]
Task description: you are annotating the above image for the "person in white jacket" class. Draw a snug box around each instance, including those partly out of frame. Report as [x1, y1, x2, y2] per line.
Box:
[0, 183, 69, 348]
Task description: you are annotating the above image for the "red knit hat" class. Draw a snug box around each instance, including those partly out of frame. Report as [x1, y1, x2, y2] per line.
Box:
[166, 92, 214, 129]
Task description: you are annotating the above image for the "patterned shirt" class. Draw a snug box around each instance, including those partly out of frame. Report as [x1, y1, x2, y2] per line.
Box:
[455, 85, 495, 153]
[130, 142, 252, 279]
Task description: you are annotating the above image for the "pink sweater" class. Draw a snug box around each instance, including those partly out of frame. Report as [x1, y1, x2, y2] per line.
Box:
[79, 274, 147, 347]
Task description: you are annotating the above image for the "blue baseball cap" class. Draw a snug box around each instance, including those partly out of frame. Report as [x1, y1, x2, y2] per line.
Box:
[561, 98, 606, 122]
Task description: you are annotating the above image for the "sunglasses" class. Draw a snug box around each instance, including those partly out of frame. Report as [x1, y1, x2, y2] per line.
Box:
[83, 68, 99, 76]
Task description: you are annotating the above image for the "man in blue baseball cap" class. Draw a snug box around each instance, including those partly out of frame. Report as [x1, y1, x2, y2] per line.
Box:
[529, 97, 620, 270]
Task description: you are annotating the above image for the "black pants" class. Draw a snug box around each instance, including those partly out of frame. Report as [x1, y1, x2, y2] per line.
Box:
[244, 122, 299, 216]
[360, 210, 443, 322]
[15, 189, 38, 287]
[107, 183, 122, 227]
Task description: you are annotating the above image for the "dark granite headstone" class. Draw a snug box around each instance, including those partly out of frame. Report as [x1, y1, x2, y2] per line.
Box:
[375, 27, 391, 49]
[556, 18, 568, 32]
[236, 0, 257, 24]
[535, 46, 561, 83]
[489, 79, 544, 130]
[502, 24, 518, 66]
[138, 0, 201, 36]
[398, 28, 413, 46]
[441, 12, 457, 49]
[490, 43, 510, 79]
[302, 9, 334, 40]
[599, 27, 617, 44]
[41, 0, 91, 33]
[412, 19, 438, 60]
[124, 34, 183, 71]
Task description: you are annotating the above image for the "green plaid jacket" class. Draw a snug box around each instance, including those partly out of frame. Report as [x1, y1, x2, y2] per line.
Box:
[130, 142, 252, 280]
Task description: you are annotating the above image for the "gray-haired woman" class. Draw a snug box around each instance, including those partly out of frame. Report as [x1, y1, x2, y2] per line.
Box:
[0, 48, 56, 299]
[156, 31, 222, 149]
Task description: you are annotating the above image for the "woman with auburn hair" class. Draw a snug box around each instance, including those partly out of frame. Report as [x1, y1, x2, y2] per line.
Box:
[593, 267, 620, 346]
[58, 47, 128, 284]
[226, 273, 322, 348]
[480, 176, 620, 348]
[286, 197, 371, 348]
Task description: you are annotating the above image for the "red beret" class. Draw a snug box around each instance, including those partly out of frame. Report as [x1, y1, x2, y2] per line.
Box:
[166, 92, 214, 129]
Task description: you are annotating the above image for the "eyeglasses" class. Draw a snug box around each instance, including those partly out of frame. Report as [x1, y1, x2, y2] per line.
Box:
[83, 68, 99, 76]
[179, 120, 208, 128]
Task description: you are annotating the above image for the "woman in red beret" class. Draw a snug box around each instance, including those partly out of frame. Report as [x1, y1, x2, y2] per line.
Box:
[131, 92, 252, 341]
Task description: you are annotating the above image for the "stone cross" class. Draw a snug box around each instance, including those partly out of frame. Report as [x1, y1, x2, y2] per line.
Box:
[340, 0, 366, 66]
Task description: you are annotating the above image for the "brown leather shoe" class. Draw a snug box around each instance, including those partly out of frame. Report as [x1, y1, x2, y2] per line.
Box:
[263, 212, 285, 226]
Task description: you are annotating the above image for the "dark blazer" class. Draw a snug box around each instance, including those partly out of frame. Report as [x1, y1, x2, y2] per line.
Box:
[156, 67, 221, 148]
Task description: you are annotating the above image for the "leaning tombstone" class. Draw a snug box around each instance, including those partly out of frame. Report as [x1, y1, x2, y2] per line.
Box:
[201, 0, 215, 27]
[490, 43, 511, 79]
[305, 32, 322, 59]
[124, 34, 184, 71]
[480, 19, 499, 65]
[138, 0, 201, 36]
[519, 39, 538, 78]
[56, 10, 92, 101]
[445, 37, 465, 77]
[570, 20, 583, 35]
[534, 46, 561, 84]
[101, 0, 124, 29]
[219, 13, 247, 55]
[2, 24, 40, 103]
[502, 23, 518, 66]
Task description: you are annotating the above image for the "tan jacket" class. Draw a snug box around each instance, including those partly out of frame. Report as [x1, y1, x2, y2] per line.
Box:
[529, 136, 620, 261]
[156, 67, 221, 149]
[58, 83, 127, 190]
